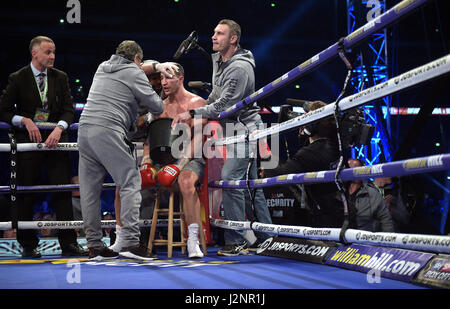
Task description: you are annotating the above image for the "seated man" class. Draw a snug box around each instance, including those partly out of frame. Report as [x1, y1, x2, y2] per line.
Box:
[373, 176, 411, 232]
[347, 159, 395, 232]
[112, 63, 207, 258]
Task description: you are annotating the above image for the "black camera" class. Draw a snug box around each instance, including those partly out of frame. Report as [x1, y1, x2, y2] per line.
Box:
[338, 109, 375, 148]
[278, 99, 374, 149]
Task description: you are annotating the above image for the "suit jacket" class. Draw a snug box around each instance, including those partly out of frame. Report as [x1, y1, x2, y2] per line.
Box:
[0, 65, 75, 141]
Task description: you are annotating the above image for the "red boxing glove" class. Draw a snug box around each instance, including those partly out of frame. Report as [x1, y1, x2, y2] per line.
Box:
[157, 164, 180, 188]
[140, 163, 157, 189]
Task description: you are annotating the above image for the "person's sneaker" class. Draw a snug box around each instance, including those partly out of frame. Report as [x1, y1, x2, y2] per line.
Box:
[21, 248, 41, 259]
[247, 240, 264, 252]
[217, 242, 249, 257]
[119, 244, 158, 261]
[187, 238, 204, 259]
[88, 246, 119, 261]
[61, 243, 89, 257]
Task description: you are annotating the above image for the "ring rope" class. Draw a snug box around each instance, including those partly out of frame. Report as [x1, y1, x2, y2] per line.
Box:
[217, 0, 432, 120]
[0, 142, 144, 152]
[0, 121, 79, 131]
[213, 53, 450, 146]
[209, 153, 450, 189]
[0, 183, 116, 194]
[209, 218, 450, 254]
[0, 219, 179, 231]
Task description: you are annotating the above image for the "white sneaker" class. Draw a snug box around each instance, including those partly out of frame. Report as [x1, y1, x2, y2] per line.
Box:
[187, 238, 204, 258]
[187, 223, 204, 258]
[109, 225, 124, 253]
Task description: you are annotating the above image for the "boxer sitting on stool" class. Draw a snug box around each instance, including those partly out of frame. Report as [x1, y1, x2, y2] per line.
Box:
[112, 63, 208, 258]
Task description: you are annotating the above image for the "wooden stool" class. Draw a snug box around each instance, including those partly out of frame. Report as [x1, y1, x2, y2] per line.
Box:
[147, 186, 185, 257]
[147, 186, 208, 258]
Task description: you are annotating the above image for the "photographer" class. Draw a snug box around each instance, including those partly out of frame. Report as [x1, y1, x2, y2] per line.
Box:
[261, 101, 345, 228]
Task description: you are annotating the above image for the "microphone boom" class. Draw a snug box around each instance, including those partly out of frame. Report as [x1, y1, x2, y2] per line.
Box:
[173, 31, 198, 60]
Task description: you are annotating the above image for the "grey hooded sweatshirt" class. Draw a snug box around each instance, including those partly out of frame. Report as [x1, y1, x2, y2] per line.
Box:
[352, 182, 395, 233]
[80, 54, 163, 134]
[195, 47, 261, 131]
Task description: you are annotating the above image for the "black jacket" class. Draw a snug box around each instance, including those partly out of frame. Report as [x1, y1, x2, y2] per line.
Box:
[0, 65, 75, 141]
[264, 137, 344, 227]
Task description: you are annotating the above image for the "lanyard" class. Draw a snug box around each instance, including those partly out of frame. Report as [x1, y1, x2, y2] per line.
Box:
[35, 75, 48, 107]
[309, 137, 328, 145]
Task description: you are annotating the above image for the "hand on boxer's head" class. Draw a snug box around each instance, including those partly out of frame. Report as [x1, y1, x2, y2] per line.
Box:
[155, 62, 178, 78]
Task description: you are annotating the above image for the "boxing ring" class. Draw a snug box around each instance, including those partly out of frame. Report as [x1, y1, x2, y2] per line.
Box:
[0, 0, 449, 290]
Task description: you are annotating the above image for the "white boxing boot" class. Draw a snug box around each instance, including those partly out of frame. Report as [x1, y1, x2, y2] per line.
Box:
[109, 225, 124, 253]
[187, 223, 204, 258]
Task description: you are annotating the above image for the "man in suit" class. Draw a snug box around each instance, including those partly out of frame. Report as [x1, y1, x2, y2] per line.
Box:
[0, 35, 88, 258]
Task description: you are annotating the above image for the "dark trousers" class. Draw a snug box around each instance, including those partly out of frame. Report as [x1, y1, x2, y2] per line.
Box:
[15, 132, 77, 250]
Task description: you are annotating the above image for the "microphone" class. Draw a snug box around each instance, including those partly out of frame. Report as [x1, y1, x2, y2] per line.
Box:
[188, 81, 212, 89]
[173, 31, 198, 60]
[285, 98, 312, 112]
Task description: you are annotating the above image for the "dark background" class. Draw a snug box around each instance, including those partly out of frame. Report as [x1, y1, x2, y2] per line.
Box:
[0, 0, 449, 233]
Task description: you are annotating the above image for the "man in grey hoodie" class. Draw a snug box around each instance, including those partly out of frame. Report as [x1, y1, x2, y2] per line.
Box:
[78, 40, 176, 261]
[172, 20, 272, 256]
[347, 159, 395, 233]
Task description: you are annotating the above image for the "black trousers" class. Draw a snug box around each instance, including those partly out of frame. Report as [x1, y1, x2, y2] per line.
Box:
[15, 131, 77, 250]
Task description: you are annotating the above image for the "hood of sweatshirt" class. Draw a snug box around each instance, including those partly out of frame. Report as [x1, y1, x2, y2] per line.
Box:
[212, 47, 255, 75]
[101, 54, 135, 73]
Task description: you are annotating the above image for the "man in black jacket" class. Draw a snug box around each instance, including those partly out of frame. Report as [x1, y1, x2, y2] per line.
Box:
[263, 101, 344, 228]
[0, 36, 87, 258]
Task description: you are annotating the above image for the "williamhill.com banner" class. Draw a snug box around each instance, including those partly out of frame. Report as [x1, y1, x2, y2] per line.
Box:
[325, 244, 435, 282]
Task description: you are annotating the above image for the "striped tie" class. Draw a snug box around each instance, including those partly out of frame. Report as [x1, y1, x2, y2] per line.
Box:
[38, 73, 48, 109]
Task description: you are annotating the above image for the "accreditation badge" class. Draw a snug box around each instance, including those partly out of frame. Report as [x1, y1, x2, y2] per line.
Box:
[33, 108, 49, 122]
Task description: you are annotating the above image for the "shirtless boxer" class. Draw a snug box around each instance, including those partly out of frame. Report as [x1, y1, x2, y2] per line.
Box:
[112, 63, 207, 258]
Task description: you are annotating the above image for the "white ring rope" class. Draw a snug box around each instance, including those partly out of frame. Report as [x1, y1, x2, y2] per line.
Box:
[0, 142, 144, 152]
[212, 54, 450, 146]
[0, 219, 179, 231]
[1, 216, 447, 254]
[210, 219, 450, 254]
